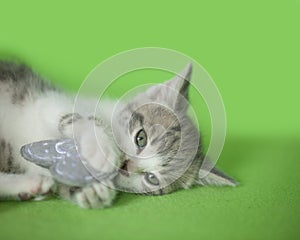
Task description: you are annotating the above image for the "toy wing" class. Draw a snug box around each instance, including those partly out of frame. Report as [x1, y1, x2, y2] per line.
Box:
[21, 138, 103, 186]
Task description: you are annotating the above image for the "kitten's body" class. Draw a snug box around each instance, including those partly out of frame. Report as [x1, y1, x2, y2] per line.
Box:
[0, 61, 236, 208]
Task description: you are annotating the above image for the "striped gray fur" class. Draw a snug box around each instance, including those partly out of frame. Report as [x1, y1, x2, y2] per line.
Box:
[0, 61, 57, 104]
[58, 113, 83, 134]
[0, 139, 22, 174]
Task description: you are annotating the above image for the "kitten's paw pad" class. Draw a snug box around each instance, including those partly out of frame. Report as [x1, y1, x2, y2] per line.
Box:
[18, 192, 33, 201]
[17, 176, 54, 201]
[31, 176, 54, 195]
[73, 181, 116, 209]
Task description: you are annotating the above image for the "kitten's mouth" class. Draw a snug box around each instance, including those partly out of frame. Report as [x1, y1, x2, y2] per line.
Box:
[119, 159, 130, 177]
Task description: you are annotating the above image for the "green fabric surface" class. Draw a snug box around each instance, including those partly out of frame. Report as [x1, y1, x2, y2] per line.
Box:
[0, 0, 299, 240]
[1, 137, 299, 240]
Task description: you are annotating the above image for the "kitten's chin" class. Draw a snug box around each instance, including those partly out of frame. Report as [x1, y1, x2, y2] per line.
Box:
[113, 174, 134, 193]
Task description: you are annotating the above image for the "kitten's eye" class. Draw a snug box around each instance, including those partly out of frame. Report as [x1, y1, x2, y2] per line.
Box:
[145, 172, 159, 186]
[135, 129, 147, 148]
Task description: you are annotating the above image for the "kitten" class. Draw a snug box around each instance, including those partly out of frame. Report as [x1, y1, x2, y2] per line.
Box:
[0, 61, 236, 208]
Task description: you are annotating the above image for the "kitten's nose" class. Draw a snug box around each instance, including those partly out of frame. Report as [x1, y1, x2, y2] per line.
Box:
[119, 160, 129, 177]
[126, 159, 138, 173]
[119, 159, 138, 176]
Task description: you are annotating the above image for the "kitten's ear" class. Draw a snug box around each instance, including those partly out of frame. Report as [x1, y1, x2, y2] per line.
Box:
[146, 63, 192, 111]
[165, 63, 192, 99]
[197, 163, 237, 187]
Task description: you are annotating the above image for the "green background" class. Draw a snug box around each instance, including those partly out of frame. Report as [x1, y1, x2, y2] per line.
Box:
[0, 0, 299, 239]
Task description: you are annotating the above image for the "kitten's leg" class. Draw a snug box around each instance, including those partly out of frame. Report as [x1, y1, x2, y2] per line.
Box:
[0, 137, 55, 201]
[56, 113, 120, 208]
[57, 180, 116, 209]
[0, 172, 54, 200]
[58, 113, 121, 175]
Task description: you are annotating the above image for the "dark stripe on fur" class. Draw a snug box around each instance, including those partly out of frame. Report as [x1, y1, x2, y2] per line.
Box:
[0, 61, 57, 104]
[88, 116, 105, 127]
[58, 113, 82, 134]
[0, 139, 22, 173]
[170, 125, 181, 132]
[131, 112, 144, 125]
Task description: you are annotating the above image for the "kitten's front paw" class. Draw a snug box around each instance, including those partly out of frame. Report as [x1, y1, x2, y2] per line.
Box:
[77, 121, 121, 176]
[60, 181, 116, 209]
[78, 127, 119, 175]
[59, 114, 121, 175]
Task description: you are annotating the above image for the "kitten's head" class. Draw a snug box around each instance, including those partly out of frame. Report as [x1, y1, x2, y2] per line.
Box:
[112, 64, 236, 195]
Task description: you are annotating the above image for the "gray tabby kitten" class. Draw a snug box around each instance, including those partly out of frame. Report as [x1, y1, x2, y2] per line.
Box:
[0, 61, 236, 208]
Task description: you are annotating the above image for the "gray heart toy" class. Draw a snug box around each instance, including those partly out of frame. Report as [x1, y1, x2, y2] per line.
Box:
[20, 138, 117, 187]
